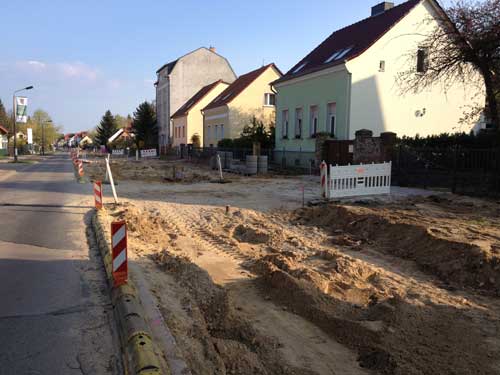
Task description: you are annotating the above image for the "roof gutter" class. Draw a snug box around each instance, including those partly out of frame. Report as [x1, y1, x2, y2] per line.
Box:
[273, 62, 348, 88]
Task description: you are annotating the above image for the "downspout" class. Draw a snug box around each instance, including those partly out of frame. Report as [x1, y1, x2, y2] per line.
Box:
[167, 75, 172, 146]
[345, 65, 352, 140]
[271, 83, 278, 144]
[200, 109, 205, 147]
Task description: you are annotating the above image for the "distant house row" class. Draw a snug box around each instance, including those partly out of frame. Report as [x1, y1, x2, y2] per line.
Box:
[155, 0, 485, 157]
[171, 64, 281, 148]
[155, 48, 281, 151]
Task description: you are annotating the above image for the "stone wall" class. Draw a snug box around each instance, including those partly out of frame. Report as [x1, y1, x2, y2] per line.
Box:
[353, 129, 396, 164]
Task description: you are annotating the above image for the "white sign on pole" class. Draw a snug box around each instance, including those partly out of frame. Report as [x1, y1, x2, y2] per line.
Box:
[27, 128, 33, 144]
[16, 97, 28, 123]
[108, 128, 124, 143]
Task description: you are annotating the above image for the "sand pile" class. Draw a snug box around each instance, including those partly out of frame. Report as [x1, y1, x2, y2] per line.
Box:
[105, 194, 500, 375]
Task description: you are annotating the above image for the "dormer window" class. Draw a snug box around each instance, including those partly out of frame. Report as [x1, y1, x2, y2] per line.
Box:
[292, 62, 308, 74]
[325, 46, 354, 64]
[325, 51, 342, 64]
[336, 46, 353, 60]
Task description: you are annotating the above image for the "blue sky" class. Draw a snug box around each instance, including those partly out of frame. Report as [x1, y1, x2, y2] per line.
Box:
[0, 0, 450, 133]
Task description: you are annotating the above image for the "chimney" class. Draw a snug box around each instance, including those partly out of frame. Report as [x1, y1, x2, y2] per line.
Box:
[209, 46, 216, 53]
[371, 2, 394, 16]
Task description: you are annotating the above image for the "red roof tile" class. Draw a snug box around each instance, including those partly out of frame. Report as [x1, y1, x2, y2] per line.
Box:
[203, 64, 282, 111]
[276, 0, 421, 84]
[171, 80, 228, 119]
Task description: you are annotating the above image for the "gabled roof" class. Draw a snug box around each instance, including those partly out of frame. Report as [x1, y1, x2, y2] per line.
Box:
[275, 0, 421, 84]
[203, 64, 282, 111]
[156, 59, 178, 75]
[156, 47, 236, 76]
[0, 125, 8, 134]
[171, 80, 228, 119]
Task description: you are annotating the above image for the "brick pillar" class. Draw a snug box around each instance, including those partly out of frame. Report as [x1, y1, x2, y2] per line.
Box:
[353, 129, 382, 164]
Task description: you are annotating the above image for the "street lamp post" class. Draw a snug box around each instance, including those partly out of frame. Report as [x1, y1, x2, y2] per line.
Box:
[12, 86, 34, 162]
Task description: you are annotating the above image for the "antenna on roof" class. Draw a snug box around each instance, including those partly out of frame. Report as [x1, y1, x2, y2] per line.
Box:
[262, 58, 265, 67]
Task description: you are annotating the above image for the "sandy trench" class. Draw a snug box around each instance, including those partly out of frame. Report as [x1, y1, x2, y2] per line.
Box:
[88, 159, 500, 375]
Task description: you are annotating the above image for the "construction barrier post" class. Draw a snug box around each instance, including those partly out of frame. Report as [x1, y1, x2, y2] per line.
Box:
[77, 160, 86, 183]
[111, 221, 128, 287]
[94, 181, 103, 210]
[78, 160, 84, 176]
[320, 161, 328, 198]
[105, 155, 119, 204]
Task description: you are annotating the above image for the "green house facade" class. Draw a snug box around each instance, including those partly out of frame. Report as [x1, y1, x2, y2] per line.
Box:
[274, 65, 352, 153]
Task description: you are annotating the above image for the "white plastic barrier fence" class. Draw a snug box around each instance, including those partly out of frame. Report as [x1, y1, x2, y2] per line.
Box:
[325, 161, 391, 199]
[112, 149, 124, 156]
[140, 149, 157, 158]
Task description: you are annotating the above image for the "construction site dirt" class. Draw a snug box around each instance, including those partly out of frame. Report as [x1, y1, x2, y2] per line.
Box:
[89, 159, 500, 375]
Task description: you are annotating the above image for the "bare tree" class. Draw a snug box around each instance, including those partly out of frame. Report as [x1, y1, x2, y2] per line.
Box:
[399, 0, 500, 132]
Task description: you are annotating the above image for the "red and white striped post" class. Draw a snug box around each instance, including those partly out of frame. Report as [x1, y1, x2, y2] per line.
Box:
[320, 161, 328, 198]
[94, 181, 103, 210]
[77, 160, 84, 177]
[111, 221, 128, 287]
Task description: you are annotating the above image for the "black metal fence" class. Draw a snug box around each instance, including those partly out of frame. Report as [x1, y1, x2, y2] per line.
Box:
[393, 145, 500, 195]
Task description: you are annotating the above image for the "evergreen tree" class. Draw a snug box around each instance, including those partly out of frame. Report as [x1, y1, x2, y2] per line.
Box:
[95, 110, 118, 151]
[132, 102, 157, 149]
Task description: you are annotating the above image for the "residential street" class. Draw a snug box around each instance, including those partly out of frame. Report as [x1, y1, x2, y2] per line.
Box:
[0, 155, 120, 375]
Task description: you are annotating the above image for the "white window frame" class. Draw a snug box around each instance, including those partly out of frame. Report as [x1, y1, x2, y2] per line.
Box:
[282, 110, 289, 138]
[220, 124, 224, 139]
[264, 93, 276, 106]
[295, 108, 303, 138]
[310, 105, 319, 137]
[214, 125, 218, 140]
[327, 103, 337, 136]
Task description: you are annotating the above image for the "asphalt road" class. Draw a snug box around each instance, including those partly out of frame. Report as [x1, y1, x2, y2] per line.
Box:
[0, 155, 121, 375]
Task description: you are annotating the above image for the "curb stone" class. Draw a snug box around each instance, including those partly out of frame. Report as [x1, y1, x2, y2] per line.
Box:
[92, 210, 170, 375]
